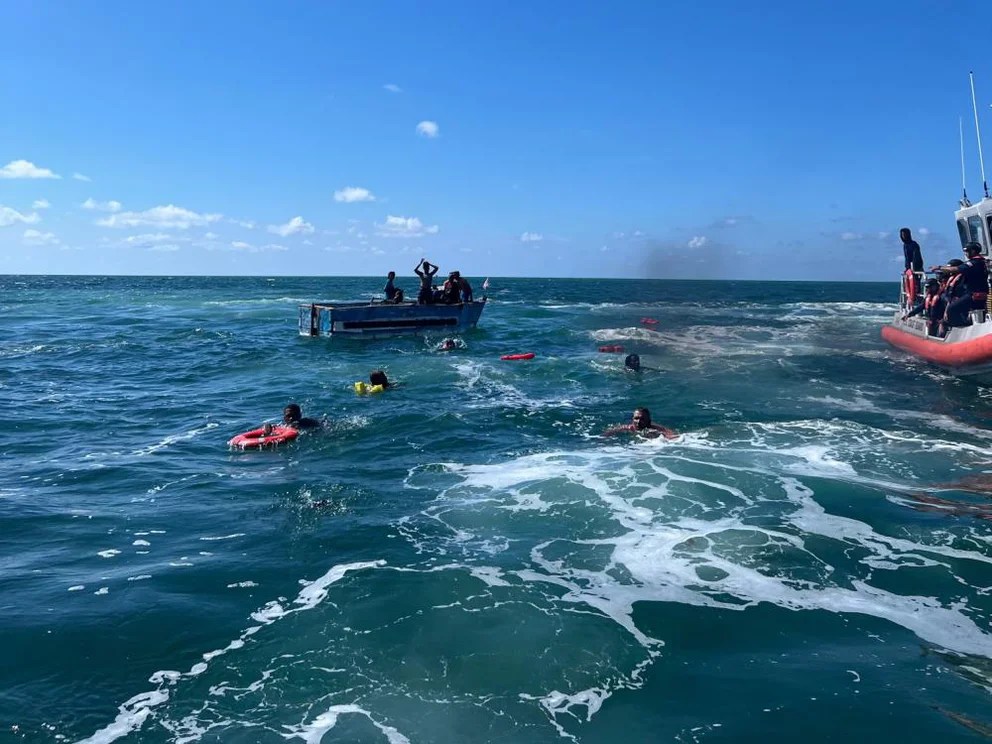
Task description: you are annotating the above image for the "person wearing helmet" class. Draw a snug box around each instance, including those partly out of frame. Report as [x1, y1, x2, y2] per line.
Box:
[931, 243, 989, 329]
[903, 277, 945, 336]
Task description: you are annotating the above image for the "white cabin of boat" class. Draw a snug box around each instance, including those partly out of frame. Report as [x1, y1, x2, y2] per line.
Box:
[954, 196, 992, 255]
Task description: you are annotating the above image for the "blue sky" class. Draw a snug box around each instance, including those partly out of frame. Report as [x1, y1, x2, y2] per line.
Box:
[0, 2, 988, 280]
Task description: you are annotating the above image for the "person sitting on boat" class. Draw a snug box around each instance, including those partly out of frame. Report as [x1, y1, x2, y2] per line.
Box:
[283, 403, 322, 430]
[441, 272, 462, 304]
[457, 272, 473, 302]
[383, 271, 404, 303]
[603, 407, 677, 440]
[903, 278, 945, 336]
[415, 259, 439, 305]
[932, 243, 989, 329]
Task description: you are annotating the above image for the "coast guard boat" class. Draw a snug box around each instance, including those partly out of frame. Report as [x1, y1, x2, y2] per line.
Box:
[299, 298, 486, 338]
[881, 75, 992, 382]
[881, 195, 992, 382]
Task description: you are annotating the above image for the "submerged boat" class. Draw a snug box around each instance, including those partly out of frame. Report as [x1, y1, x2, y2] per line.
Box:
[881, 193, 992, 382]
[299, 298, 486, 338]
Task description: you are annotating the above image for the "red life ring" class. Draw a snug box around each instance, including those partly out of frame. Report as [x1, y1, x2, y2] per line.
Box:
[598, 345, 625, 353]
[640, 317, 659, 326]
[228, 425, 299, 449]
[500, 352, 535, 361]
[903, 270, 917, 306]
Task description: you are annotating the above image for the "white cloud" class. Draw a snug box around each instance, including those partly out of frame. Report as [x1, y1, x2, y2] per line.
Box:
[82, 197, 123, 213]
[32, 198, 51, 209]
[877, 231, 891, 240]
[334, 186, 376, 203]
[148, 243, 181, 252]
[0, 159, 60, 179]
[687, 236, 708, 248]
[0, 205, 41, 227]
[72, 172, 91, 182]
[267, 216, 314, 237]
[383, 83, 402, 93]
[416, 120, 440, 138]
[228, 218, 256, 229]
[520, 232, 543, 242]
[22, 228, 60, 246]
[840, 232, 863, 241]
[918, 227, 931, 237]
[203, 232, 219, 240]
[97, 204, 223, 229]
[231, 241, 252, 249]
[122, 233, 175, 246]
[262, 243, 288, 252]
[375, 215, 439, 238]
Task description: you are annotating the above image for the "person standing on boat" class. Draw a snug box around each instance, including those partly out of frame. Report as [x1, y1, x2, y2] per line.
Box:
[415, 259, 438, 304]
[900, 228, 924, 307]
[932, 243, 989, 329]
[900, 228, 924, 273]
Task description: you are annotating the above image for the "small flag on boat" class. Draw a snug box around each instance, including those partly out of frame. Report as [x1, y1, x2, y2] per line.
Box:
[482, 277, 490, 290]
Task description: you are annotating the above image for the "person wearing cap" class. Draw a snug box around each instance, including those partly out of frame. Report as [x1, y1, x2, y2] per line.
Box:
[931, 243, 989, 329]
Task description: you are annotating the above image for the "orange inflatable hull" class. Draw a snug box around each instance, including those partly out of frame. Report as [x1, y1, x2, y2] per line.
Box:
[881, 324, 992, 369]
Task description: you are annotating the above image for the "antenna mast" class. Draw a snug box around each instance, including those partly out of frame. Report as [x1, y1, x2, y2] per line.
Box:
[960, 117, 970, 205]
[970, 71, 990, 199]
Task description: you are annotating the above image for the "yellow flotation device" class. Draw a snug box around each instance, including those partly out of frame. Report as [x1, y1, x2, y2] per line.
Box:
[354, 381, 385, 394]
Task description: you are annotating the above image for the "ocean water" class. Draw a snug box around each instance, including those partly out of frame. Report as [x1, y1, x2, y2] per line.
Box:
[2, 275, 991, 743]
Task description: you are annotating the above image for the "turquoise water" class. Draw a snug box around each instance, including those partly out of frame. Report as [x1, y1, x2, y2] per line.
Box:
[2, 276, 991, 743]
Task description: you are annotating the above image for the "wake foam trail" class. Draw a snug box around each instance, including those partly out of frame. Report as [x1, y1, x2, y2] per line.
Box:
[75, 560, 385, 744]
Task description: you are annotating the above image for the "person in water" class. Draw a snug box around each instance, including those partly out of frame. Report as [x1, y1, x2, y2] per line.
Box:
[369, 370, 390, 388]
[932, 242, 989, 329]
[383, 271, 404, 303]
[439, 338, 458, 351]
[283, 403, 322, 430]
[415, 259, 439, 305]
[603, 407, 677, 439]
[624, 353, 641, 371]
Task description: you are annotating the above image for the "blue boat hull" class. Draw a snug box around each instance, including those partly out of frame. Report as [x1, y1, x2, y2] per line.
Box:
[299, 300, 486, 338]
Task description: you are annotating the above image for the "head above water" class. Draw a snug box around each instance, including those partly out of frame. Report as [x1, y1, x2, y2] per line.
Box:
[899, 228, 912, 242]
[632, 407, 652, 430]
[369, 370, 389, 387]
[624, 353, 641, 370]
[283, 403, 302, 424]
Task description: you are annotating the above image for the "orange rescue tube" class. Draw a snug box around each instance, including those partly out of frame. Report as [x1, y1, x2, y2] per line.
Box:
[598, 345, 625, 353]
[228, 425, 299, 449]
[500, 352, 535, 361]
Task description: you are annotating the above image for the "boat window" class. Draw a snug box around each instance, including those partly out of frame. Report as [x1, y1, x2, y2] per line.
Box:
[958, 219, 969, 247]
[987, 216, 992, 250]
[968, 215, 987, 249]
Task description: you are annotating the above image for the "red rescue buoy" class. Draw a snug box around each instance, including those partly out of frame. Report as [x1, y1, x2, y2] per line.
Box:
[228, 425, 299, 450]
[500, 352, 535, 361]
[598, 345, 625, 353]
[640, 317, 659, 326]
